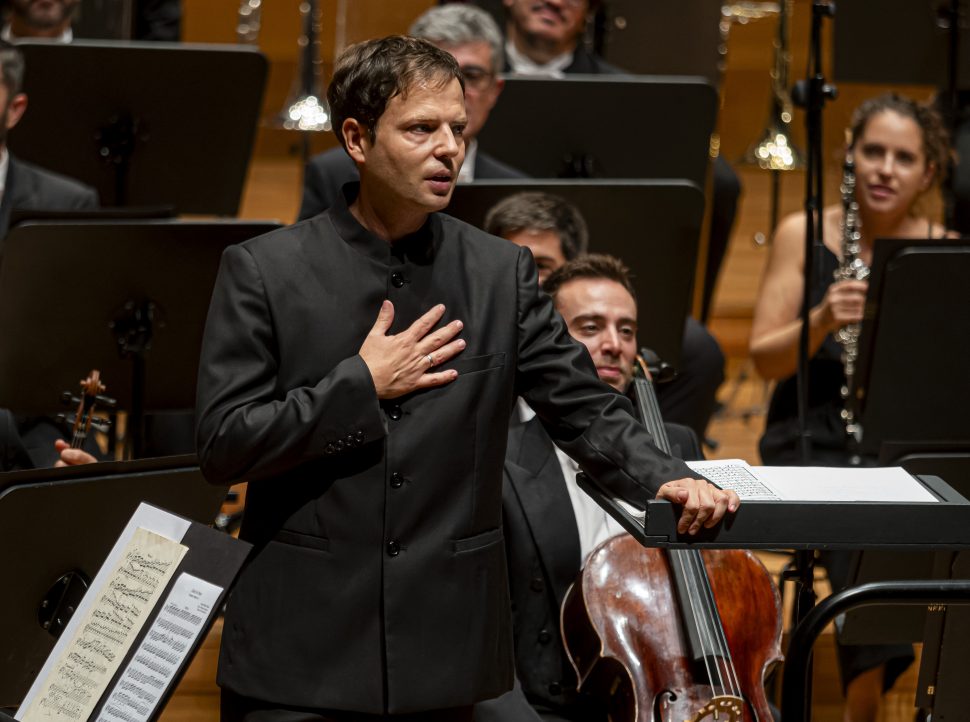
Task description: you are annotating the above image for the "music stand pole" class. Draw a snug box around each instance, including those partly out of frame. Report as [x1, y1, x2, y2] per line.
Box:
[938, 0, 962, 228]
[788, 0, 838, 700]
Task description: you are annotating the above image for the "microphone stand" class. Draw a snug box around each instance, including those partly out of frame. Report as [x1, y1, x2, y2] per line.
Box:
[785, 0, 837, 706]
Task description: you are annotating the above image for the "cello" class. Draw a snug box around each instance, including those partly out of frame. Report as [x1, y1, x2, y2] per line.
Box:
[561, 353, 783, 721]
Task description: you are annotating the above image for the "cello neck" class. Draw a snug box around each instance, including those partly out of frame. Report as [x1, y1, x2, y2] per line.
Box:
[631, 356, 735, 679]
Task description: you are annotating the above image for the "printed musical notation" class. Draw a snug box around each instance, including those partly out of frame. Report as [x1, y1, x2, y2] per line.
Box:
[97, 573, 222, 722]
[20, 528, 187, 722]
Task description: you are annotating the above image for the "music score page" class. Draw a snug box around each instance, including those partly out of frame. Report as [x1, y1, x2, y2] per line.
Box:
[686, 460, 938, 503]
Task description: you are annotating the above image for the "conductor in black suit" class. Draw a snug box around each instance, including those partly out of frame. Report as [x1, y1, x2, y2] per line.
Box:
[298, 3, 524, 221]
[197, 35, 738, 721]
[0, 41, 97, 243]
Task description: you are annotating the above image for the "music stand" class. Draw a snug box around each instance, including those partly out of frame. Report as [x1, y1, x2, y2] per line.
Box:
[0, 455, 227, 707]
[9, 41, 267, 214]
[833, 1, 969, 87]
[0, 220, 282, 457]
[597, 0, 723, 85]
[446, 180, 706, 368]
[475, 76, 717, 186]
[854, 238, 970, 457]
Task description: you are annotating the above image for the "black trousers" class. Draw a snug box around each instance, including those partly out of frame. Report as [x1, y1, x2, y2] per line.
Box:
[222, 689, 473, 722]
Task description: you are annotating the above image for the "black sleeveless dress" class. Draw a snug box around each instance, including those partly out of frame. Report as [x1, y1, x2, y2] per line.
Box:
[760, 246, 850, 466]
[757, 245, 913, 691]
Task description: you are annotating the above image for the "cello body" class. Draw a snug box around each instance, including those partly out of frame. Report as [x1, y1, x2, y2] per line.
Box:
[561, 534, 783, 722]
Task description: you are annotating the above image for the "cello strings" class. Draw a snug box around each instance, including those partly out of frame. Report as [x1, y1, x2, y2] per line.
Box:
[687, 549, 742, 697]
[685, 549, 738, 697]
[673, 550, 721, 691]
[646, 379, 724, 693]
[641, 369, 740, 698]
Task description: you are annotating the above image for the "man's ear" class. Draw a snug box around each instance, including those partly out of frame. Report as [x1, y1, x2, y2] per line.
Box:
[5, 93, 27, 131]
[343, 118, 368, 164]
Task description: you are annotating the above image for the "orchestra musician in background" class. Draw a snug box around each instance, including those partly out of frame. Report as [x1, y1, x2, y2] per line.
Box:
[750, 92, 955, 722]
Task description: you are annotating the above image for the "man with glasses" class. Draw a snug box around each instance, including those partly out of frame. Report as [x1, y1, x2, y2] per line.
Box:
[297, 3, 523, 221]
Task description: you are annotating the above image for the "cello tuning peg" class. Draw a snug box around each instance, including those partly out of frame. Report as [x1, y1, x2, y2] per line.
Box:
[95, 394, 117, 408]
[61, 391, 76, 405]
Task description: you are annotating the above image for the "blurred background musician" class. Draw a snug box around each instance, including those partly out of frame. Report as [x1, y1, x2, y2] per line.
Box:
[0, 0, 181, 42]
[474, 252, 705, 722]
[0, 408, 98, 470]
[484, 191, 724, 440]
[0, 40, 96, 244]
[749, 92, 955, 722]
[298, 2, 523, 221]
[501, 0, 619, 75]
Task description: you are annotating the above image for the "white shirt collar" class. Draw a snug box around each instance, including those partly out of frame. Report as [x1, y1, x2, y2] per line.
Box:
[505, 39, 573, 78]
[0, 147, 9, 203]
[458, 138, 477, 184]
[2, 23, 73, 43]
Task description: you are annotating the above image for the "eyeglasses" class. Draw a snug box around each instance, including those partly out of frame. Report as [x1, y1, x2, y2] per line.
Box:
[460, 65, 496, 92]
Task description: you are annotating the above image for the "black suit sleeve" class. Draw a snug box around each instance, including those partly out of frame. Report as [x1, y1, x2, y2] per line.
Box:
[512, 247, 700, 505]
[195, 244, 387, 484]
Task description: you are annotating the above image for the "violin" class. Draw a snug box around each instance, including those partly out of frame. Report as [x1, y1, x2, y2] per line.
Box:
[561, 351, 783, 721]
[59, 370, 114, 451]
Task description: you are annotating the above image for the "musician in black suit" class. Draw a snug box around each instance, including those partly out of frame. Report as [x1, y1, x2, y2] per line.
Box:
[475, 253, 704, 722]
[0, 41, 97, 245]
[197, 36, 737, 720]
[484, 192, 725, 440]
[298, 4, 524, 221]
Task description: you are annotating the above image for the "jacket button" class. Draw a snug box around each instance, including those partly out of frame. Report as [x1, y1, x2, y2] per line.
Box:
[388, 405, 403, 421]
[548, 682, 562, 696]
[538, 629, 552, 644]
[391, 272, 406, 288]
[355, 430, 364, 442]
[530, 577, 545, 593]
[386, 540, 401, 557]
[325, 443, 335, 455]
[335, 439, 344, 451]
[390, 472, 405, 489]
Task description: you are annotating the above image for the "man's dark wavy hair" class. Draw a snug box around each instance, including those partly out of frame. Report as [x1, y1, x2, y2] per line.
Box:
[327, 35, 464, 149]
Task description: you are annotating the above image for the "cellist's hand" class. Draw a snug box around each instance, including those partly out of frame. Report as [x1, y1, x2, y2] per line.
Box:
[656, 478, 740, 536]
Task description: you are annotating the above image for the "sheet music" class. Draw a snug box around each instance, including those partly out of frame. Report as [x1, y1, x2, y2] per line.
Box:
[687, 459, 782, 499]
[19, 528, 187, 722]
[686, 460, 937, 503]
[97, 573, 222, 722]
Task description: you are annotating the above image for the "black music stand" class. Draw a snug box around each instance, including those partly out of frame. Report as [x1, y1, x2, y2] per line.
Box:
[447, 180, 705, 367]
[476, 76, 717, 186]
[854, 238, 970, 457]
[0, 455, 228, 707]
[833, 1, 969, 88]
[0, 220, 282, 457]
[9, 41, 267, 214]
[597, 0, 723, 85]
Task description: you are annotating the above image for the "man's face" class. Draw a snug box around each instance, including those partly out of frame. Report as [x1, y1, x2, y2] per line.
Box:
[10, 0, 79, 30]
[437, 41, 502, 143]
[0, 80, 27, 148]
[355, 77, 467, 215]
[554, 277, 637, 393]
[504, 0, 589, 51]
[504, 228, 566, 284]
